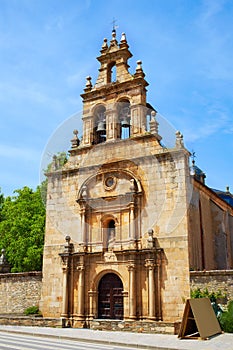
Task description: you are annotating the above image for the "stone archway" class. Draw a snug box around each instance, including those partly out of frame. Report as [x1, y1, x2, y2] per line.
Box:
[98, 273, 123, 319]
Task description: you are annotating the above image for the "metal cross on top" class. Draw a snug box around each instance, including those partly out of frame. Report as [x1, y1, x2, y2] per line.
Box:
[111, 17, 118, 32]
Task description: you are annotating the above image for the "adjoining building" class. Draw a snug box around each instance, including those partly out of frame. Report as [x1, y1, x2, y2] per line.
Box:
[40, 30, 233, 329]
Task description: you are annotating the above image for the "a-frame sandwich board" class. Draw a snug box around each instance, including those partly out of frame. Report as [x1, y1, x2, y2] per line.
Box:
[178, 298, 222, 340]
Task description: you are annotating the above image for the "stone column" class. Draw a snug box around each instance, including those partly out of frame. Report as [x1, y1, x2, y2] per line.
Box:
[69, 261, 74, 318]
[59, 236, 73, 325]
[106, 107, 118, 141]
[130, 104, 146, 136]
[80, 207, 86, 245]
[145, 259, 156, 320]
[77, 264, 85, 320]
[155, 261, 162, 320]
[82, 116, 93, 146]
[61, 264, 69, 317]
[129, 203, 135, 240]
[88, 290, 98, 319]
[122, 291, 129, 319]
[128, 260, 136, 319]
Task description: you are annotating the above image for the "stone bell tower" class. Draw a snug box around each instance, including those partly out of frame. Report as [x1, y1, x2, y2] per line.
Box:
[40, 30, 191, 330]
[81, 29, 149, 147]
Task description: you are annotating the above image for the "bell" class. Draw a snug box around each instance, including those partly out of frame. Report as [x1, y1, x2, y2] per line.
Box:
[121, 116, 130, 128]
[96, 121, 106, 132]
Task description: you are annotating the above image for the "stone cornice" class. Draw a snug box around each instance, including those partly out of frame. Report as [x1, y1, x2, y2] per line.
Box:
[190, 269, 233, 277]
[81, 77, 148, 101]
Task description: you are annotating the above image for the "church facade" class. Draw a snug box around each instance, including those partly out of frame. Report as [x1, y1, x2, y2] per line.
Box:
[40, 30, 233, 328]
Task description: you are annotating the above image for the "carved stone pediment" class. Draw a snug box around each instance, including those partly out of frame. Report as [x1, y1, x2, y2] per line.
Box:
[77, 169, 142, 212]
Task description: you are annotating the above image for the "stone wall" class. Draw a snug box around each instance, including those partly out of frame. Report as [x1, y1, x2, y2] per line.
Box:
[0, 272, 42, 314]
[0, 270, 232, 318]
[188, 183, 233, 271]
[0, 316, 61, 327]
[90, 319, 178, 334]
[190, 270, 233, 301]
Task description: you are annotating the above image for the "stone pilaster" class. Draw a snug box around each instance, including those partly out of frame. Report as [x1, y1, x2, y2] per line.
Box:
[105, 107, 118, 141]
[61, 263, 69, 318]
[88, 290, 98, 320]
[128, 260, 136, 319]
[77, 264, 85, 320]
[145, 258, 156, 320]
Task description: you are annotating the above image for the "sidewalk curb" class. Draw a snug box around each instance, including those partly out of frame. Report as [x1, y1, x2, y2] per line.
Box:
[0, 327, 181, 350]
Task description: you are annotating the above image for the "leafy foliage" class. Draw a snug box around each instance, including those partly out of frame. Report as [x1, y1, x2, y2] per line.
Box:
[45, 152, 68, 172]
[190, 287, 226, 303]
[0, 186, 45, 272]
[0, 153, 67, 272]
[0, 188, 4, 221]
[219, 301, 233, 333]
[40, 178, 48, 206]
[24, 305, 40, 315]
[191, 287, 233, 333]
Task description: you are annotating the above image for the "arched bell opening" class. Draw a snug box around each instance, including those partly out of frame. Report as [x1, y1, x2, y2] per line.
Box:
[93, 105, 106, 144]
[117, 100, 131, 139]
[107, 61, 117, 83]
[98, 273, 123, 319]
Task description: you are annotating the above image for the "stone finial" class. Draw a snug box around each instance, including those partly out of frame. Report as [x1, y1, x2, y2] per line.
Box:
[84, 76, 92, 92]
[0, 249, 11, 273]
[0, 249, 7, 264]
[110, 28, 118, 48]
[151, 110, 157, 117]
[134, 60, 145, 78]
[65, 235, 71, 244]
[190, 159, 196, 176]
[226, 186, 230, 193]
[147, 229, 155, 249]
[112, 28, 116, 39]
[119, 32, 129, 49]
[149, 110, 159, 135]
[70, 129, 80, 149]
[136, 60, 142, 70]
[101, 38, 108, 52]
[63, 236, 73, 254]
[120, 32, 127, 43]
[175, 131, 184, 149]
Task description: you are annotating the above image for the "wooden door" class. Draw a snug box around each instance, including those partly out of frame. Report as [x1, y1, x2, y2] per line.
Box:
[98, 273, 123, 319]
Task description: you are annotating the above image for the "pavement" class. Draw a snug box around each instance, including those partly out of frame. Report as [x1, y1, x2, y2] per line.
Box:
[0, 325, 232, 350]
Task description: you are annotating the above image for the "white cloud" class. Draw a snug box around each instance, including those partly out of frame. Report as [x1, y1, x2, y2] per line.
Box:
[0, 80, 64, 112]
[194, 0, 233, 80]
[0, 143, 40, 162]
[199, 0, 226, 22]
[182, 111, 232, 142]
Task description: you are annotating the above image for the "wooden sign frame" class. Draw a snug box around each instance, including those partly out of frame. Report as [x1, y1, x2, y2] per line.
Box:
[178, 298, 222, 340]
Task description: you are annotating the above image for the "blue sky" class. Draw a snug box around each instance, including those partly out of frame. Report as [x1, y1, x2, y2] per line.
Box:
[0, 0, 233, 196]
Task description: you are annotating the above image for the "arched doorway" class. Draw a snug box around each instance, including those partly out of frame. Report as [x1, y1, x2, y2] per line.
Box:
[98, 273, 123, 319]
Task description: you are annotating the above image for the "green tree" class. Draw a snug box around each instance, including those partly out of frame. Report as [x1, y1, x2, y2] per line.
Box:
[219, 301, 233, 333]
[191, 287, 225, 303]
[0, 188, 4, 221]
[0, 186, 45, 272]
